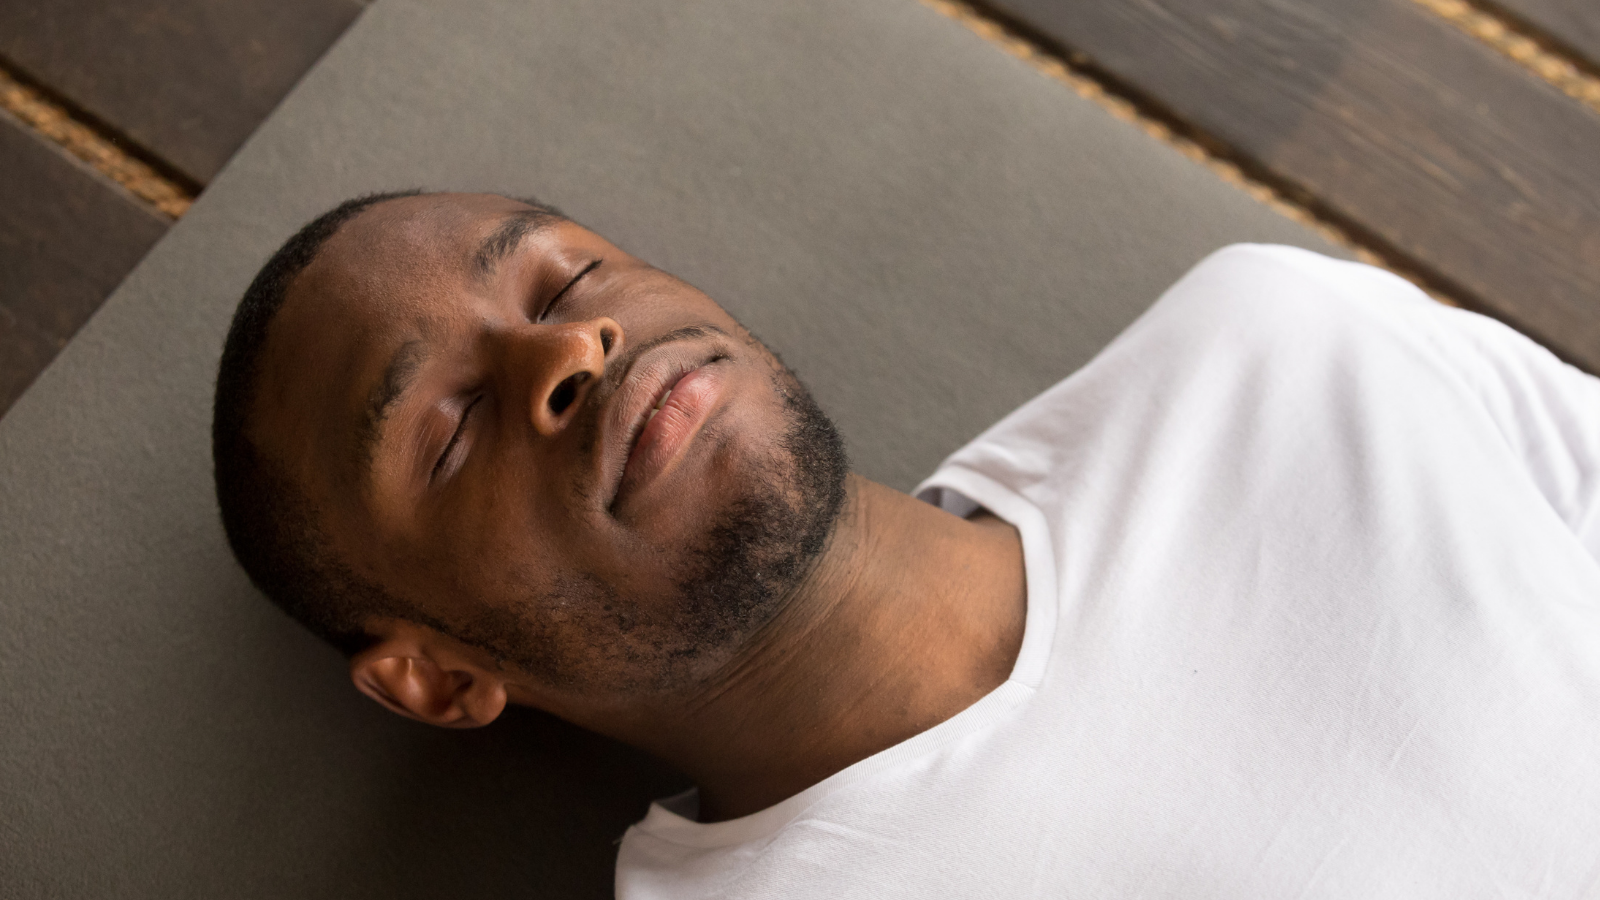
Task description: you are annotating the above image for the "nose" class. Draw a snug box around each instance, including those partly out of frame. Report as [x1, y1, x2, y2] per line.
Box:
[506, 316, 623, 436]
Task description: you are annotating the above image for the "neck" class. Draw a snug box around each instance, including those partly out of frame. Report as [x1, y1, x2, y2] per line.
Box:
[632, 474, 1027, 821]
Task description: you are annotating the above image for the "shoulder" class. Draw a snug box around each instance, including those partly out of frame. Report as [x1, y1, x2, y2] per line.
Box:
[925, 247, 1446, 467]
[1142, 244, 1433, 348]
[918, 246, 1421, 493]
[919, 245, 1460, 494]
[1074, 244, 1461, 403]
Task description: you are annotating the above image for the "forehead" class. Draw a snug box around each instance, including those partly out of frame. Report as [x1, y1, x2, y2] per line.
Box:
[250, 195, 533, 505]
[308, 192, 528, 299]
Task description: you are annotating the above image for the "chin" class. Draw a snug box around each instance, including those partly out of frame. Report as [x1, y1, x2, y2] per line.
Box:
[643, 364, 850, 688]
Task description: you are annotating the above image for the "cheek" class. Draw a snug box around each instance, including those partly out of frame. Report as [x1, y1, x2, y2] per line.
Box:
[382, 481, 568, 607]
[442, 465, 670, 608]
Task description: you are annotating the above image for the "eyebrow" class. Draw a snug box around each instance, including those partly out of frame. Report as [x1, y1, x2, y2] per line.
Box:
[354, 338, 427, 477]
[472, 207, 562, 280]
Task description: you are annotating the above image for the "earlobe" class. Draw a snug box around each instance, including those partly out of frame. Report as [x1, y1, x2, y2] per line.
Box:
[350, 634, 509, 728]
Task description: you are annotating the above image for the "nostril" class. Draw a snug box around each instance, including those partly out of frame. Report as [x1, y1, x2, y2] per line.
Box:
[548, 371, 589, 417]
[600, 327, 615, 354]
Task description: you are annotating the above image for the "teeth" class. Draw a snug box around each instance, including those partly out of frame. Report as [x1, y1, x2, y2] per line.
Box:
[643, 389, 672, 428]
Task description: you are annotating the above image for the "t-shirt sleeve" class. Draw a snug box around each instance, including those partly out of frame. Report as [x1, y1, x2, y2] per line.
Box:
[1407, 301, 1600, 561]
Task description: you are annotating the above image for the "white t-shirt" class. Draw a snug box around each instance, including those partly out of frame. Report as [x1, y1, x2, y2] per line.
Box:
[616, 245, 1600, 899]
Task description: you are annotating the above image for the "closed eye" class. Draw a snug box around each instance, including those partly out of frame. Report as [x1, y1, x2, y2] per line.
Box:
[539, 259, 602, 321]
[431, 394, 483, 482]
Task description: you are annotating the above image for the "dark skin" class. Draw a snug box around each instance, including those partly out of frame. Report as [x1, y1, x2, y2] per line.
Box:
[251, 193, 1027, 820]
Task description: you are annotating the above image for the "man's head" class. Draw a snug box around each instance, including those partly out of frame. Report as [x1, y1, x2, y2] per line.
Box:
[213, 192, 847, 725]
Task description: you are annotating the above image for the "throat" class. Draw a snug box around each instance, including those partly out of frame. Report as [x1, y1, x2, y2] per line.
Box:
[654, 475, 1028, 822]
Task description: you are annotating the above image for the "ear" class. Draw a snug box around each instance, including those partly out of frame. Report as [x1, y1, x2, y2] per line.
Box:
[349, 621, 510, 728]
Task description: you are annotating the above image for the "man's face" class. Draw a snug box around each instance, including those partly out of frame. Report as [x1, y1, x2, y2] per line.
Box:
[251, 194, 847, 696]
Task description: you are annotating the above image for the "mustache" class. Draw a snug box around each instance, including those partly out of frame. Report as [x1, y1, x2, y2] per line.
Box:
[594, 323, 731, 400]
[571, 322, 734, 458]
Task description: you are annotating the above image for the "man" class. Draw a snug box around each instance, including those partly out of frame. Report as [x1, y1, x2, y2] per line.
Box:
[214, 191, 1600, 897]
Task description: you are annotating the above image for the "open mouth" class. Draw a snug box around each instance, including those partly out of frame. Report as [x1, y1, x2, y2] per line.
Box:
[606, 351, 728, 512]
[641, 383, 676, 431]
[624, 366, 697, 457]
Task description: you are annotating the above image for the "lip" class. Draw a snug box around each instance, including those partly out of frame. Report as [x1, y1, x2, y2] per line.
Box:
[603, 350, 726, 511]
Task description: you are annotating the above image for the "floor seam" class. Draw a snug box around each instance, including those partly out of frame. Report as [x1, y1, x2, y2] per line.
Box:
[1414, 0, 1600, 114]
[0, 61, 195, 220]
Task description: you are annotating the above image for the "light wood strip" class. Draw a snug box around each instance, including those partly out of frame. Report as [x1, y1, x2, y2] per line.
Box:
[1484, 0, 1600, 74]
[0, 65, 192, 219]
[1416, 0, 1600, 113]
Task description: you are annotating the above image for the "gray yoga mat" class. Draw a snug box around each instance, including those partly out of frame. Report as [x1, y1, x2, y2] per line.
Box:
[0, 0, 1338, 896]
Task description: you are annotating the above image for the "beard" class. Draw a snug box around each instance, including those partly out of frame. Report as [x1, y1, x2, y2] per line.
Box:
[659, 361, 850, 684]
[450, 347, 850, 696]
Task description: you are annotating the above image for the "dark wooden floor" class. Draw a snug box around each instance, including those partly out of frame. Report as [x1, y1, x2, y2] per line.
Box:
[0, 0, 365, 413]
[1, 0, 1597, 417]
[983, 0, 1600, 370]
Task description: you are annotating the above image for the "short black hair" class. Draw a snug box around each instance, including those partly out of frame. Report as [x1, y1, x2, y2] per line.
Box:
[211, 190, 564, 655]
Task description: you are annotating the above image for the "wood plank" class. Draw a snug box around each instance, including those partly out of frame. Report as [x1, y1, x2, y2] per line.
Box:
[1487, 0, 1600, 70]
[0, 110, 168, 417]
[985, 0, 1600, 372]
[0, 0, 365, 185]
